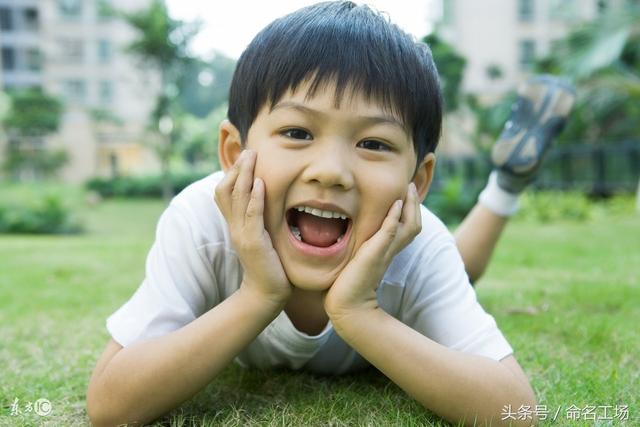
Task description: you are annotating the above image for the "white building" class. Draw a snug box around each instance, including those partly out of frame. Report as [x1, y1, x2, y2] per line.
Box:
[436, 0, 611, 98]
[0, 0, 161, 182]
[433, 0, 617, 155]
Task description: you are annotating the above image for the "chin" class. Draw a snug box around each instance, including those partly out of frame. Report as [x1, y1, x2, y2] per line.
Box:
[286, 268, 337, 292]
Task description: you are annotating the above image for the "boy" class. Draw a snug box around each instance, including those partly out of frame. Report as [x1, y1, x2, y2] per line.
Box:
[87, 2, 570, 425]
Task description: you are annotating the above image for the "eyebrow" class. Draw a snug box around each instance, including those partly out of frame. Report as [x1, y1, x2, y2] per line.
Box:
[271, 101, 407, 134]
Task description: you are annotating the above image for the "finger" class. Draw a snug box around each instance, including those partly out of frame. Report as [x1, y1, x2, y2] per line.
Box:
[365, 199, 403, 250]
[414, 184, 422, 231]
[214, 157, 242, 217]
[245, 177, 265, 236]
[399, 183, 414, 224]
[400, 183, 421, 236]
[231, 150, 256, 222]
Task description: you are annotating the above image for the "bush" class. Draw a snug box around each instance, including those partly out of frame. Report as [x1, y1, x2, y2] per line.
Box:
[516, 191, 593, 223]
[515, 191, 637, 223]
[426, 176, 481, 225]
[0, 195, 83, 234]
[86, 172, 209, 198]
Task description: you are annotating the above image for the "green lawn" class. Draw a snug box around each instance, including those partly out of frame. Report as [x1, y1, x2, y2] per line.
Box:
[1, 196, 638, 426]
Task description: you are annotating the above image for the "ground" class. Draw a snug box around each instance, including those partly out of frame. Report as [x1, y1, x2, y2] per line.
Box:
[1, 195, 638, 426]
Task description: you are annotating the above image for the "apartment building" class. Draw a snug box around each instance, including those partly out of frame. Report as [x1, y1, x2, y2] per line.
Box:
[436, 0, 610, 98]
[431, 0, 626, 155]
[0, 0, 160, 182]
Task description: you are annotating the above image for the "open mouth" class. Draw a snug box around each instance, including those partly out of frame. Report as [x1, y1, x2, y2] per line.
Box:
[285, 206, 351, 248]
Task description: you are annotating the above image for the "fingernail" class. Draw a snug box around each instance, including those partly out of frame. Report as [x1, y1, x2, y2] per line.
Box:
[396, 199, 403, 210]
[409, 182, 417, 195]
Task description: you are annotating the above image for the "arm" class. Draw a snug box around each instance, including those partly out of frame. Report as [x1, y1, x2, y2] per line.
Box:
[88, 149, 292, 426]
[324, 184, 536, 426]
[330, 308, 537, 426]
[87, 287, 284, 426]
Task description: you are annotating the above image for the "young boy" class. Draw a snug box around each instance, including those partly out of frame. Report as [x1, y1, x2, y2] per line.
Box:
[86, 2, 560, 425]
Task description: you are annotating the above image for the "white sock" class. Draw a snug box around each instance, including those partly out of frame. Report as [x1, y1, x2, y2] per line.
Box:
[478, 171, 520, 217]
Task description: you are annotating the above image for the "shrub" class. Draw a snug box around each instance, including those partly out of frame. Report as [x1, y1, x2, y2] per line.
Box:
[516, 191, 593, 223]
[86, 172, 209, 198]
[0, 195, 83, 234]
[426, 176, 481, 225]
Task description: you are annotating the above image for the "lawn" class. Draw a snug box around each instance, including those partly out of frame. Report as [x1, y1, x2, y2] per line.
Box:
[0, 194, 638, 426]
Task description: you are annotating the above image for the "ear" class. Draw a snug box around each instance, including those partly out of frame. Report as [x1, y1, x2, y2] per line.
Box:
[412, 153, 436, 202]
[218, 119, 243, 172]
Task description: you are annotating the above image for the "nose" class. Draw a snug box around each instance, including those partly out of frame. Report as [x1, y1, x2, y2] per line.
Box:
[300, 139, 354, 190]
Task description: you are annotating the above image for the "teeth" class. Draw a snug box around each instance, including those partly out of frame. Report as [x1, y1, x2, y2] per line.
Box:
[290, 225, 302, 241]
[295, 206, 348, 220]
[337, 235, 343, 243]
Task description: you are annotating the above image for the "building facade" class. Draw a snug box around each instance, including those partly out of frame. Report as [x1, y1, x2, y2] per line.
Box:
[436, 0, 611, 98]
[432, 0, 623, 156]
[0, 0, 160, 182]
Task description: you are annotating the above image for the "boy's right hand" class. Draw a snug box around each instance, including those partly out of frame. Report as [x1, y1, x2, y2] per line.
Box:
[214, 149, 292, 308]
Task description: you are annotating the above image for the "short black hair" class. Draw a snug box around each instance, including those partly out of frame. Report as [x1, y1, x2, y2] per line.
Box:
[227, 1, 442, 165]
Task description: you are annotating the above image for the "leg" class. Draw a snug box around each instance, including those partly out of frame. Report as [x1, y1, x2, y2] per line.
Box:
[455, 204, 507, 284]
[455, 75, 576, 284]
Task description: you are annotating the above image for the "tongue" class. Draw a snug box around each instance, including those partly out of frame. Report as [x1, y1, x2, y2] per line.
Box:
[297, 212, 345, 247]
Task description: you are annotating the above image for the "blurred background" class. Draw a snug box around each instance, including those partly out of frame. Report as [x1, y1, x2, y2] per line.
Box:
[1, 2, 638, 424]
[0, 0, 638, 225]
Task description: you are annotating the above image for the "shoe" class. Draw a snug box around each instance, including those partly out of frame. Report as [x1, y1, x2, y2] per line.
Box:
[492, 75, 576, 194]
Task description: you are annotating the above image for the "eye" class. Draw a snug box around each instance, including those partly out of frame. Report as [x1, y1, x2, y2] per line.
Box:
[281, 128, 312, 140]
[357, 139, 392, 152]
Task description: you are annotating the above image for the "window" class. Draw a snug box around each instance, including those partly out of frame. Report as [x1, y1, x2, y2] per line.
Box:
[519, 39, 536, 69]
[99, 80, 114, 104]
[23, 8, 39, 30]
[442, 0, 455, 25]
[97, 39, 111, 64]
[597, 0, 609, 14]
[63, 79, 87, 103]
[58, 0, 82, 18]
[2, 47, 16, 70]
[96, 0, 113, 20]
[518, 0, 535, 22]
[549, 0, 577, 20]
[26, 49, 42, 71]
[59, 38, 84, 63]
[0, 7, 13, 31]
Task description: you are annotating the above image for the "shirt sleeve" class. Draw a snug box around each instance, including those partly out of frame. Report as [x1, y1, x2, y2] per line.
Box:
[106, 203, 217, 347]
[399, 227, 513, 361]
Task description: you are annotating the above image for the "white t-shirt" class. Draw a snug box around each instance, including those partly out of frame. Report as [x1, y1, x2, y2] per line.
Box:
[107, 172, 513, 374]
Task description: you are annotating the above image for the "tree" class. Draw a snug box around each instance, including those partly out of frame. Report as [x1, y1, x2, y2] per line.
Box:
[538, 4, 640, 144]
[1, 90, 68, 180]
[538, 3, 640, 203]
[423, 34, 466, 112]
[176, 103, 226, 170]
[177, 54, 236, 118]
[121, 0, 199, 200]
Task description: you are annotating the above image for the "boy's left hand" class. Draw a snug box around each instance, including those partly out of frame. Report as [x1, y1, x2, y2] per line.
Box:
[324, 183, 421, 321]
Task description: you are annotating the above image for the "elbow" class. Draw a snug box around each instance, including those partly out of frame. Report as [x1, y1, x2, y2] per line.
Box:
[86, 382, 139, 427]
[86, 384, 116, 427]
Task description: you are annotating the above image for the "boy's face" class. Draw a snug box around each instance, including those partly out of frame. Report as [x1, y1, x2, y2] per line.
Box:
[226, 80, 432, 291]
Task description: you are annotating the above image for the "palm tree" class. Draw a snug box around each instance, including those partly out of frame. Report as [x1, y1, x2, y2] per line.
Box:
[121, 0, 199, 200]
[540, 3, 640, 204]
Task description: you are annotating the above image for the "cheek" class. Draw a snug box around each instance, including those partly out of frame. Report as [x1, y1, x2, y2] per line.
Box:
[357, 178, 407, 236]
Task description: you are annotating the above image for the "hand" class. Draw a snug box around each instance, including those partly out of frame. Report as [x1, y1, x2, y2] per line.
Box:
[324, 183, 422, 321]
[214, 149, 292, 306]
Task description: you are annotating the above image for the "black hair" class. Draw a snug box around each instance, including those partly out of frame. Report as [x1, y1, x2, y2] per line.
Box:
[227, 1, 442, 166]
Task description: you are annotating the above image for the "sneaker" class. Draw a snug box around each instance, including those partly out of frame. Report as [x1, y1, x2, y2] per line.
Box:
[491, 75, 576, 194]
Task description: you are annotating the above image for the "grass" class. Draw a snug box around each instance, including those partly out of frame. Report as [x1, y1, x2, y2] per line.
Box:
[1, 193, 638, 426]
